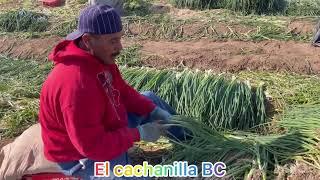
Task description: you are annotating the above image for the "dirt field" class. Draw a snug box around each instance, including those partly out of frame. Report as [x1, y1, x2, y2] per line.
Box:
[140, 39, 320, 74]
[1, 36, 320, 74]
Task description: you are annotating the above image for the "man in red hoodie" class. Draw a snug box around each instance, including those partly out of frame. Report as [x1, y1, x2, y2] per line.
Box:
[39, 4, 186, 179]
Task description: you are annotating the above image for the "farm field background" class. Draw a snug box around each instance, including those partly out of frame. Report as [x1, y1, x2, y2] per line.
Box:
[1, 0, 320, 179]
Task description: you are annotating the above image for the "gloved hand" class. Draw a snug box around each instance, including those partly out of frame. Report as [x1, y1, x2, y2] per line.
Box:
[137, 122, 165, 142]
[149, 107, 172, 123]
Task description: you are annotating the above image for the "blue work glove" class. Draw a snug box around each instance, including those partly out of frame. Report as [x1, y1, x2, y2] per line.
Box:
[137, 122, 165, 142]
[149, 107, 172, 122]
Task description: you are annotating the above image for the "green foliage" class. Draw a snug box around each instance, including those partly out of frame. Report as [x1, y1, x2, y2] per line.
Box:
[2, 105, 38, 137]
[278, 104, 320, 132]
[224, 0, 287, 15]
[169, 0, 320, 15]
[116, 45, 142, 67]
[170, 0, 287, 14]
[238, 72, 320, 106]
[124, 0, 151, 16]
[0, 9, 49, 32]
[51, 18, 78, 36]
[77, 0, 87, 4]
[0, 57, 51, 137]
[286, 0, 320, 16]
[169, 0, 224, 10]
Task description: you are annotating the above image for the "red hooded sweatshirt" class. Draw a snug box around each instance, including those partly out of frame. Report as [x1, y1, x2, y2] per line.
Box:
[39, 40, 156, 162]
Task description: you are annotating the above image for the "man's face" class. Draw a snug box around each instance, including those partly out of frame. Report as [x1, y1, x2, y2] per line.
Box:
[84, 31, 123, 64]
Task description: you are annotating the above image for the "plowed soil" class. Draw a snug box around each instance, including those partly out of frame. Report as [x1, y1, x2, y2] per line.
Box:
[1, 36, 320, 74]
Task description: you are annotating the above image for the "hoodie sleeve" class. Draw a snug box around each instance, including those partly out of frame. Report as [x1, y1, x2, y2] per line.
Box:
[119, 79, 156, 116]
[62, 84, 140, 161]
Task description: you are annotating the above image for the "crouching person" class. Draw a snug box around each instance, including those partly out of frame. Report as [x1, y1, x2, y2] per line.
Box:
[39, 5, 186, 180]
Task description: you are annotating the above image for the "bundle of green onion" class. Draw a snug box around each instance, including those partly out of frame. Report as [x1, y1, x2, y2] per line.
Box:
[165, 115, 320, 179]
[276, 104, 320, 169]
[121, 67, 267, 131]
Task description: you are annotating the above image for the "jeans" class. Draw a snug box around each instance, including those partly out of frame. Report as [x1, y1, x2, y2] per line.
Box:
[57, 91, 185, 179]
